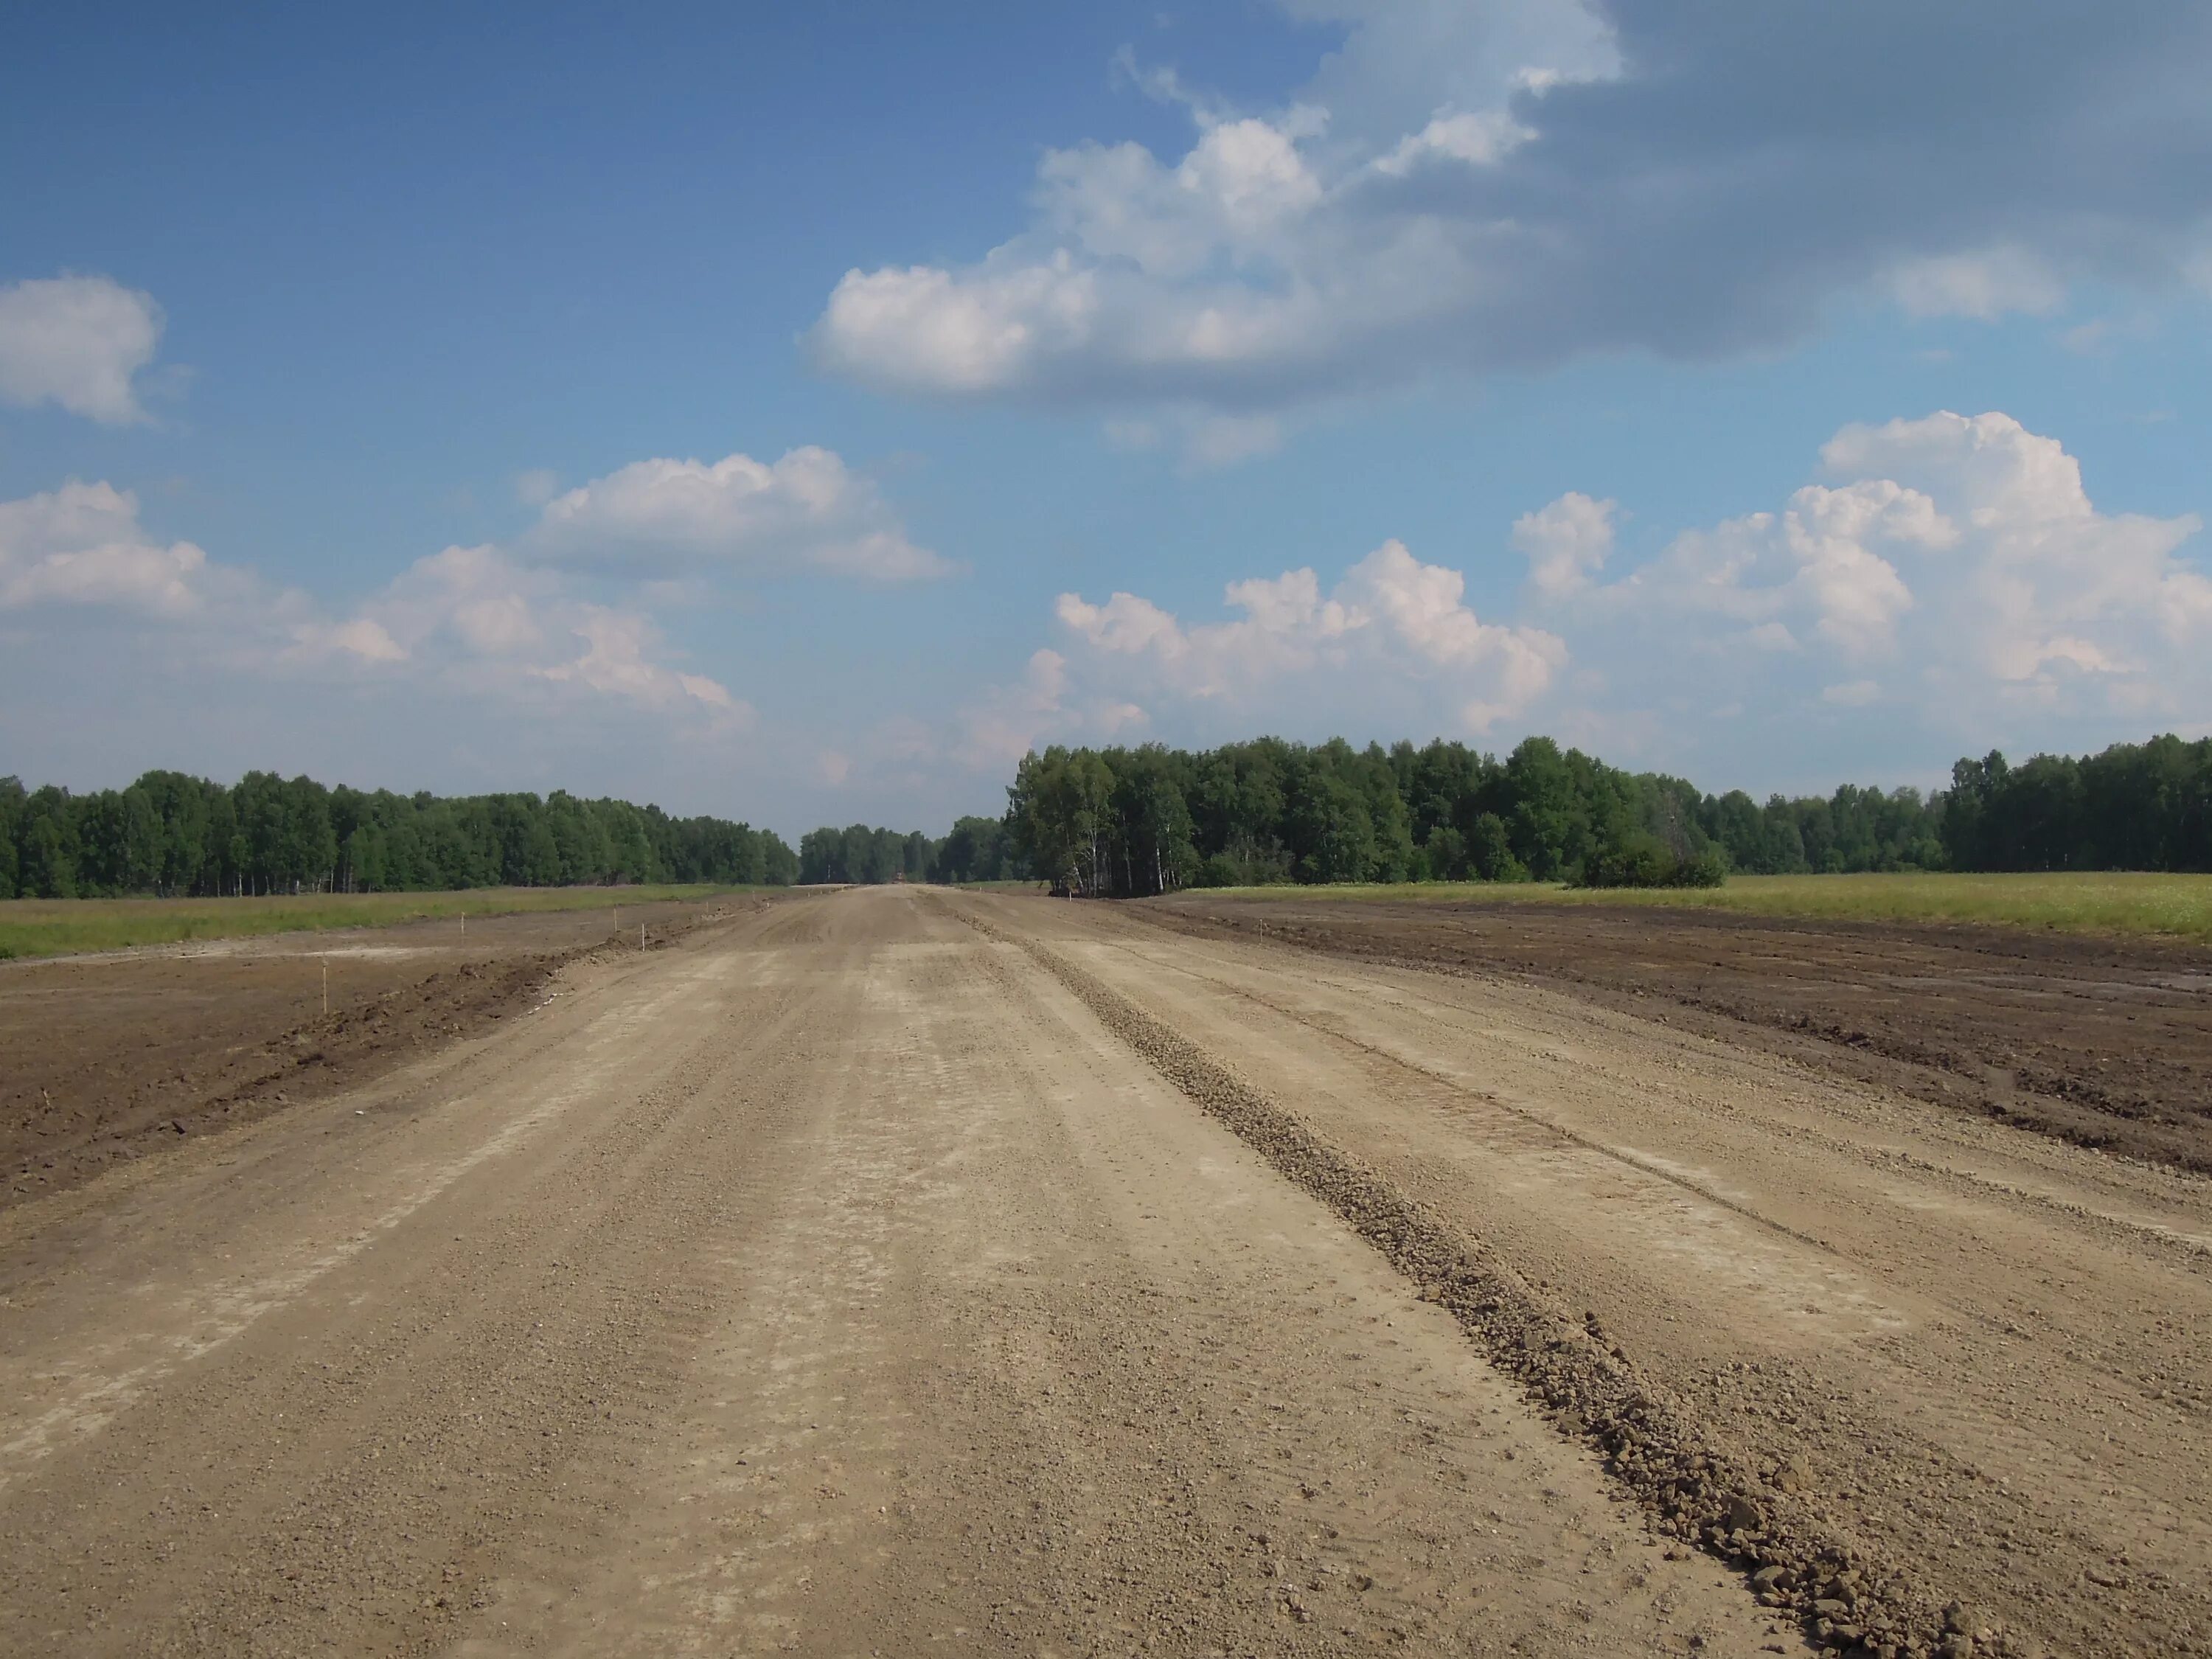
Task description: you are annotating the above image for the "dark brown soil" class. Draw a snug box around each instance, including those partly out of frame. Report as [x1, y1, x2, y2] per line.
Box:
[1138, 894, 2212, 1174]
[1, 896, 776, 1207]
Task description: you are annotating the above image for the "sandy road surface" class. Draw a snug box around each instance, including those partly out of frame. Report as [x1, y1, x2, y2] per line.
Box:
[0, 888, 2203, 1657]
[1144, 895, 2212, 1175]
[991, 894, 2212, 1658]
[0, 888, 1779, 1658]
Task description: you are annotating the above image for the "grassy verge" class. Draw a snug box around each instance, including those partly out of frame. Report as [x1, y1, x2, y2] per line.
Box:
[1166, 871, 2212, 946]
[0, 885, 761, 961]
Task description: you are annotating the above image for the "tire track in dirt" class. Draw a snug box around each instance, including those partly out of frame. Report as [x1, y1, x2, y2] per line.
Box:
[945, 899, 1988, 1659]
[0, 930, 833, 1656]
[1142, 897, 2212, 1176]
[1087, 935, 2212, 1283]
[1105, 939, 1849, 1257]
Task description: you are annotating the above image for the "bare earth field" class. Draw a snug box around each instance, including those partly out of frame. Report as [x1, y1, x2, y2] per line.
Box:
[1, 887, 2206, 1658]
[1, 894, 763, 1204]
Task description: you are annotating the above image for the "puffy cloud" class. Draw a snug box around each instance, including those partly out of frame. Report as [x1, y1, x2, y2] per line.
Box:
[1514, 491, 1615, 598]
[526, 447, 951, 580]
[995, 409, 2207, 785]
[812, 3, 2212, 420]
[1372, 109, 1532, 176]
[1053, 538, 1563, 734]
[538, 611, 748, 717]
[358, 542, 554, 661]
[0, 481, 212, 613]
[0, 275, 165, 423]
[1536, 411, 2211, 745]
[288, 616, 406, 664]
[305, 542, 748, 722]
[0, 478, 744, 726]
[1554, 475, 1954, 662]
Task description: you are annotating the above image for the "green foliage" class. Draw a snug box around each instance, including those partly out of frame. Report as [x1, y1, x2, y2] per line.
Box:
[0, 771, 796, 899]
[1576, 834, 1729, 889]
[1001, 734, 1727, 897]
[797, 823, 936, 884]
[933, 815, 1022, 883]
[1941, 735, 2212, 871]
[1186, 873, 2212, 945]
[0, 884, 753, 961]
[995, 728, 2212, 900]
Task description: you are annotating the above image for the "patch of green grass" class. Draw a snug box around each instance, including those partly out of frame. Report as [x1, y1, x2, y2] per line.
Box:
[1169, 872, 2212, 946]
[0, 885, 761, 961]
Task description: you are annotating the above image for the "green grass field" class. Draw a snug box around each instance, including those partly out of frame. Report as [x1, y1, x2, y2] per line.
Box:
[0, 885, 756, 961]
[1175, 871, 2212, 946]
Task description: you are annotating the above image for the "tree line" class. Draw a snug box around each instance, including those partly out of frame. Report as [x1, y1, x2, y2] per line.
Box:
[796, 816, 1022, 886]
[998, 731, 2212, 897]
[0, 771, 797, 900]
[9, 729, 2205, 903]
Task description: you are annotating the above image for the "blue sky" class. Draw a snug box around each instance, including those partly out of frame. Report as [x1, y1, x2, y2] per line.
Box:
[4, 1, 2210, 836]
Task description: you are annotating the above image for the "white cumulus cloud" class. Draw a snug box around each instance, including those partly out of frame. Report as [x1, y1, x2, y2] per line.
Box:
[0, 478, 747, 728]
[811, 4, 2212, 426]
[526, 447, 951, 581]
[979, 408, 2209, 786]
[1514, 491, 1616, 598]
[1052, 538, 1563, 735]
[0, 275, 166, 424]
[300, 542, 749, 723]
[1526, 411, 2211, 768]
[537, 610, 748, 717]
[0, 481, 212, 613]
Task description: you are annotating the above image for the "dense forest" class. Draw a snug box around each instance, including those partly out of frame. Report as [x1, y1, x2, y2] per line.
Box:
[1942, 739, 2212, 873]
[8, 731, 2207, 902]
[998, 731, 2212, 897]
[796, 817, 1022, 887]
[797, 824, 934, 886]
[0, 771, 796, 900]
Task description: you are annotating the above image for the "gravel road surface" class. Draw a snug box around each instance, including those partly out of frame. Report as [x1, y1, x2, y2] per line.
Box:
[2, 887, 2205, 1657]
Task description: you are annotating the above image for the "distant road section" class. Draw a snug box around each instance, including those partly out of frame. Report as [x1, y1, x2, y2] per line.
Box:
[1, 887, 2205, 1657]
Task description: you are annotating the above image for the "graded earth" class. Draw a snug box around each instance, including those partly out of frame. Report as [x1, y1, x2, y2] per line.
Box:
[2, 888, 2207, 1657]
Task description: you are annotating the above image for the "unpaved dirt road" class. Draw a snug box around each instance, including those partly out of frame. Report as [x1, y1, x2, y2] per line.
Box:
[1146, 894, 2212, 1173]
[2, 888, 2206, 1658]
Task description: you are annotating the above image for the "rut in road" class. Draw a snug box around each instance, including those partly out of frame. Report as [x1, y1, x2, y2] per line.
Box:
[0, 888, 1791, 1658]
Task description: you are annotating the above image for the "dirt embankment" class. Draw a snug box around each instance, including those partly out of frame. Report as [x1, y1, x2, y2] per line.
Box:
[1141, 895, 2212, 1172]
[1, 894, 775, 1206]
